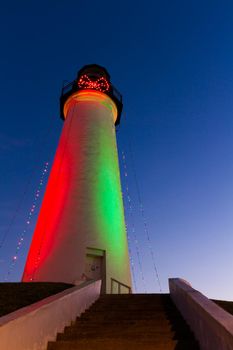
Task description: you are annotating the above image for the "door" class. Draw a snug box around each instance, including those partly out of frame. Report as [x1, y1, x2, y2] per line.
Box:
[84, 247, 106, 293]
[85, 254, 103, 280]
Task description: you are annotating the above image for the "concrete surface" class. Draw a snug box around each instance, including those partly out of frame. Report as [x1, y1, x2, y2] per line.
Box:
[0, 279, 101, 350]
[48, 293, 199, 350]
[169, 278, 233, 350]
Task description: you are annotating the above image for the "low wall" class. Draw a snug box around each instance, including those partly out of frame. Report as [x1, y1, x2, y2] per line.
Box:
[169, 278, 233, 350]
[0, 279, 101, 350]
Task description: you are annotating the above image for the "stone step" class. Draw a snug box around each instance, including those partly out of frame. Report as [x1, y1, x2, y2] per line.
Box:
[65, 320, 172, 329]
[80, 314, 181, 322]
[79, 314, 176, 321]
[62, 325, 190, 336]
[79, 312, 184, 323]
[60, 325, 175, 334]
[91, 305, 173, 310]
[71, 319, 190, 329]
[85, 305, 171, 310]
[57, 332, 175, 341]
[59, 323, 193, 336]
[82, 309, 175, 314]
[48, 339, 199, 350]
[63, 320, 174, 332]
[67, 321, 171, 329]
[91, 303, 172, 308]
[46, 294, 199, 350]
[97, 294, 168, 299]
[57, 329, 194, 341]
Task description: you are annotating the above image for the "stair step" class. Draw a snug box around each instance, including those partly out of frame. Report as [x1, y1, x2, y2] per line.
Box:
[47, 294, 199, 350]
[66, 320, 191, 328]
[57, 333, 175, 341]
[79, 315, 175, 321]
[61, 325, 191, 337]
[48, 339, 199, 350]
[57, 330, 194, 341]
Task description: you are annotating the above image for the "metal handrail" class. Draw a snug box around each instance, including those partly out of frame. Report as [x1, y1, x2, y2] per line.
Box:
[60, 77, 123, 125]
[110, 278, 132, 294]
[61, 79, 76, 95]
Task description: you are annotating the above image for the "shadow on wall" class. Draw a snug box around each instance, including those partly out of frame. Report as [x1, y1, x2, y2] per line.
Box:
[161, 294, 200, 350]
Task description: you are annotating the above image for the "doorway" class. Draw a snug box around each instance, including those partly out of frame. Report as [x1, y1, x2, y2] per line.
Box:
[84, 247, 106, 293]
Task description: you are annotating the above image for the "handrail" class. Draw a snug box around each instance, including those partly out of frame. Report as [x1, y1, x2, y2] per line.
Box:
[60, 77, 123, 125]
[110, 278, 132, 294]
[0, 280, 101, 350]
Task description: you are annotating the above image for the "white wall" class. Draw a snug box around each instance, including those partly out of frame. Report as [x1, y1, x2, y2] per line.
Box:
[169, 278, 233, 350]
[0, 280, 101, 350]
[22, 91, 131, 293]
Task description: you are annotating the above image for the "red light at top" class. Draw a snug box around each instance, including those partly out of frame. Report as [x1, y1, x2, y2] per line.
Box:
[78, 74, 110, 93]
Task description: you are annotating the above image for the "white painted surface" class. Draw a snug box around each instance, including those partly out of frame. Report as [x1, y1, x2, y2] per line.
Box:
[0, 280, 101, 350]
[22, 90, 132, 293]
[169, 278, 233, 350]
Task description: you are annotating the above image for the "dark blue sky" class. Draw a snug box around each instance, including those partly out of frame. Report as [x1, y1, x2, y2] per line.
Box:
[0, 0, 233, 299]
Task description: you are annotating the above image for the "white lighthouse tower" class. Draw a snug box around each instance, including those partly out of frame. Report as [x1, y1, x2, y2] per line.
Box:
[22, 64, 132, 293]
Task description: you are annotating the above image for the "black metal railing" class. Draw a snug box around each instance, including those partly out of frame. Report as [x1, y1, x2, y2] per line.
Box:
[61, 80, 75, 95]
[60, 78, 123, 125]
[61, 79, 122, 103]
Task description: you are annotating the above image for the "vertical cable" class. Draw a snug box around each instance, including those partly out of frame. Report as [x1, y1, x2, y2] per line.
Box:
[0, 114, 57, 253]
[127, 141, 162, 292]
[122, 150, 147, 293]
[122, 191, 137, 292]
[4, 162, 49, 281]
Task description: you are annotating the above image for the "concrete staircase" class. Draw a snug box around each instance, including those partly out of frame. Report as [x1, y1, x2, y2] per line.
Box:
[47, 294, 199, 350]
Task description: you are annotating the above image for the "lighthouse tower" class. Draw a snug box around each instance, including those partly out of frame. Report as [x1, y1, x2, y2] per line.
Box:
[22, 64, 132, 293]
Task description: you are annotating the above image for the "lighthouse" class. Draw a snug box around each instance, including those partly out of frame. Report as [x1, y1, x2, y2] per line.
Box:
[22, 64, 132, 293]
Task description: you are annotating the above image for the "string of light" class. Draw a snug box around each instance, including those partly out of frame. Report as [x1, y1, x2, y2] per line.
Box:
[127, 142, 162, 292]
[4, 162, 49, 281]
[0, 177, 34, 250]
[122, 150, 147, 293]
[78, 74, 110, 93]
[0, 112, 58, 254]
[122, 191, 137, 292]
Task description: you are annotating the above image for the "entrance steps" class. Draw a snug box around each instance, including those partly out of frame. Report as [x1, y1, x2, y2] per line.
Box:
[47, 294, 199, 350]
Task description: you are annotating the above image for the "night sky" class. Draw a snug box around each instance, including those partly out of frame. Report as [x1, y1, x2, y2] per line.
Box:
[1, 0, 233, 300]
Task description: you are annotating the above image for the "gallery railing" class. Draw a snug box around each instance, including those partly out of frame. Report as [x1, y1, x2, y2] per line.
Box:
[110, 278, 132, 294]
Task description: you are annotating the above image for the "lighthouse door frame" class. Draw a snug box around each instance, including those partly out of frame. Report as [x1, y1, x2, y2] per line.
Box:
[85, 247, 106, 293]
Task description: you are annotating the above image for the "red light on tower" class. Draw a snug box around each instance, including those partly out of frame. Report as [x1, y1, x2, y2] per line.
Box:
[78, 75, 110, 92]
